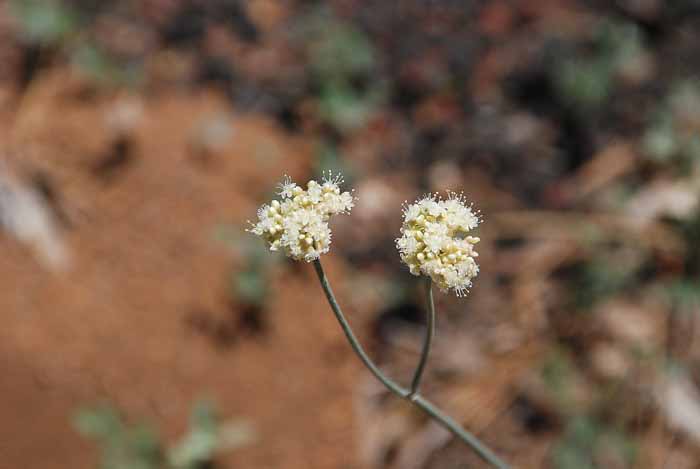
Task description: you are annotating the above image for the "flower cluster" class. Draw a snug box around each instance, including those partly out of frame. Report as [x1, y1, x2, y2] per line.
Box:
[396, 193, 480, 296]
[248, 174, 355, 262]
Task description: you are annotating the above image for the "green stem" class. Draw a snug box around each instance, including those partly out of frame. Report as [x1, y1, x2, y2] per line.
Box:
[312, 259, 406, 397]
[312, 259, 511, 469]
[411, 394, 509, 467]
[410, 278, 435, 397]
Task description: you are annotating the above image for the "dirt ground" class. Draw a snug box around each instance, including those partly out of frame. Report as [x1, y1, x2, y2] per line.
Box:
[0, 70, 367, 469]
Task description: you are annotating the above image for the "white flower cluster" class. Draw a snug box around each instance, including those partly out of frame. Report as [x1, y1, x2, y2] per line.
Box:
[396, 193, 480, 296]
[248, 174, 355, 261]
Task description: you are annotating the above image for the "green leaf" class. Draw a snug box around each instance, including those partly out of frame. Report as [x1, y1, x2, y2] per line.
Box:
[552, 416, 637, 469]
[9, 0, 78, 44]
[554, 58, 613, 112]
[310, 22, 375, 80]
[168, 401, 219, 469]
[318, 82, 378, 132]
[642, 118, 678, 162]
[235, 269, 267, 305]
[74, 406, 123, 438]
[71, 43, 143, 87]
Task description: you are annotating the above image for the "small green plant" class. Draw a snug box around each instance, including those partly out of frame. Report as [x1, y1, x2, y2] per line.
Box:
[643, 80, 700, 168]
[71, 42, 144, 87]
[552, 416, 636, 469]
[216, 226, 279, 313]
[301, 9, 385, 133]
[569, 257, 638, 310]
[553, 20, 647, 113]
[666, 279, 700, 312]
[9, 0, 144, 87]
[541, 348, 579, 411]
[9, 0, 79, 44]
[232, 241, 273, 309]
[74, 400, 253, 469]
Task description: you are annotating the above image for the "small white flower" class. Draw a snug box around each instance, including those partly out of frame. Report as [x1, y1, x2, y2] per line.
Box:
[403, 204, 422, 222]
[249, 173, 355, 261]
[278, 176, 299, 199]
[307, 180, 323, 204]
[396, 192, 481, 296]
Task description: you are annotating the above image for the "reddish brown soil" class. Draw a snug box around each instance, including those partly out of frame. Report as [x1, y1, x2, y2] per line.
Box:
[0, 69, 364, 469]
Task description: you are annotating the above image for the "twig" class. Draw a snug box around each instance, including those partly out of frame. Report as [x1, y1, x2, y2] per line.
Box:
[409, 278, 435, 397]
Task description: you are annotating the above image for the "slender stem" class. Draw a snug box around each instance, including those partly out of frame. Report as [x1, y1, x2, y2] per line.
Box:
[410, 278, 435, 397]
[312, 259, 407, 397]
[312, 259, 511, 469]
[411, 394, 509, 468]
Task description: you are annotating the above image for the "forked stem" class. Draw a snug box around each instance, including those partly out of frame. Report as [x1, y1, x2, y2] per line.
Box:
[312, 259, 511, 469]
[410, 278, 435, 397]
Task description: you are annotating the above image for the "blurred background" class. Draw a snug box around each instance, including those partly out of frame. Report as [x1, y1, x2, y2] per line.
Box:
[1, 0, 700, 468]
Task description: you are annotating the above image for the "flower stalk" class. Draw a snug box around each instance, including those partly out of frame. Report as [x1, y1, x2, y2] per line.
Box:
[409, 277, 435, 397]
[312, 259, 511, 469]
[250, 176, 509, 467]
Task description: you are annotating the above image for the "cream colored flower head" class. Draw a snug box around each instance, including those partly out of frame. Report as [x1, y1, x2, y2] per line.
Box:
[248, 173, 355, 262]
[396, 193, 480, 296]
